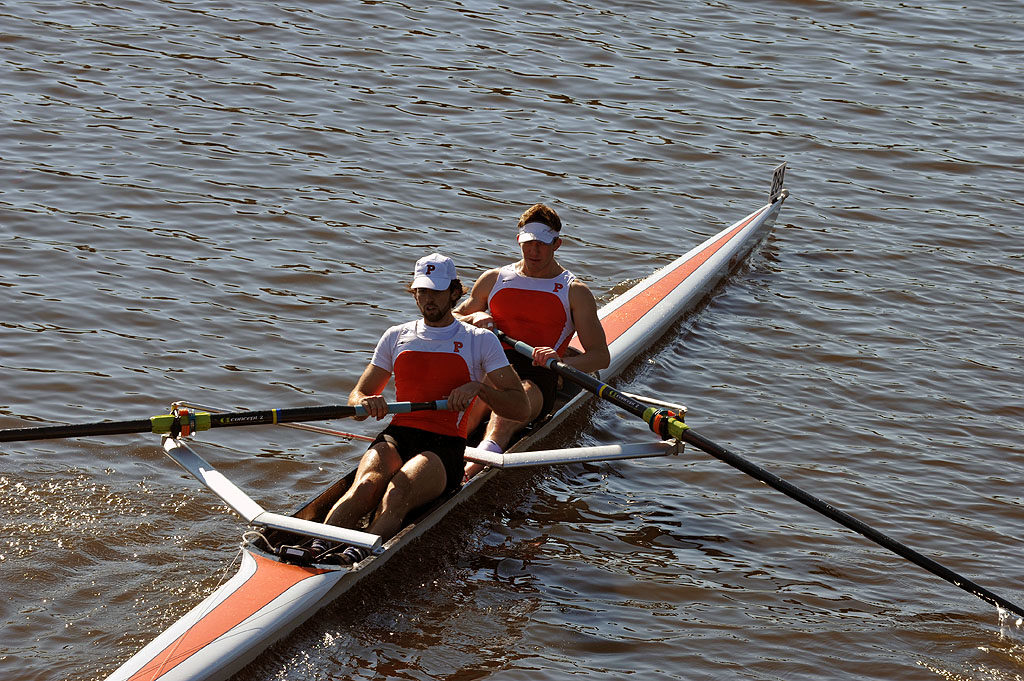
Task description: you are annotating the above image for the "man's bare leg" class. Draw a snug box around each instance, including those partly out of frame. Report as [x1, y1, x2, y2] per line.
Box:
[365, 451, 447, 540]
[324, 442, 401, 528]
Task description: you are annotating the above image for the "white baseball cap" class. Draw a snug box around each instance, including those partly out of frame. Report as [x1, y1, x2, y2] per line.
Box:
[411, 252, 457, 290]
[516, 221, 560, 244]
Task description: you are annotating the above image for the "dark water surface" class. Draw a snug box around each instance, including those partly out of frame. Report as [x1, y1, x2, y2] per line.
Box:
[2, 2, 1022, 680]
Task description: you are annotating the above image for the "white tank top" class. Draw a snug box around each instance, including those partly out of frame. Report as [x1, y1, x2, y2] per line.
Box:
[488, 264, 575, 354]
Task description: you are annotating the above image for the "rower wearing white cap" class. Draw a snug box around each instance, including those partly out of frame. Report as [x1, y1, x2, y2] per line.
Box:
[321, 253, 529, 564]
[455, 204, 610, 474]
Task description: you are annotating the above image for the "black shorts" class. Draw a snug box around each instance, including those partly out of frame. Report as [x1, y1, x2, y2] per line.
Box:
[506, 349, 559, 418]
[372, 424, 467, 492]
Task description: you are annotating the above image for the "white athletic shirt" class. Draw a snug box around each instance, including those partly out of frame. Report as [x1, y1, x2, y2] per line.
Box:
[488, 264, 576, 354]
[370, 319, 509, 437]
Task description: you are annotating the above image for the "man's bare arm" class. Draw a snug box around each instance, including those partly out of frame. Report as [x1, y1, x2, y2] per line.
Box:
[453, 269, 499, 326]
[563, 280, 609, 373]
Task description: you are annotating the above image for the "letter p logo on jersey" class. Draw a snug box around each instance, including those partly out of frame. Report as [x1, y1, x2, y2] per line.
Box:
[452, 341, 463, 353]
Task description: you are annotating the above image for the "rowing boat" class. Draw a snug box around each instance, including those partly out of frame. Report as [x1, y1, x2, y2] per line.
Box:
[105, 166, 788, 681]
[102, 164, 788, 681]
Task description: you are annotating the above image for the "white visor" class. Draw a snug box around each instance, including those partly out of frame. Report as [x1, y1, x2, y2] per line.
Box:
[516, 222, 560, 244]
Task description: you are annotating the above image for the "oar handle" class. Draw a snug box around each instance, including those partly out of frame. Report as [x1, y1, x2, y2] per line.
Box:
[0, 400, 447, 443]
[495, 330, 1024, 619]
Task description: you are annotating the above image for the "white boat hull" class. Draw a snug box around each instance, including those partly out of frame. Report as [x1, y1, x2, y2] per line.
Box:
[103, 178, 787, 681]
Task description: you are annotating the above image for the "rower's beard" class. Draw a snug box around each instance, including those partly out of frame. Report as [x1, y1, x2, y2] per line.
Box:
[422, 306, 448, 324]
[419, 295, 455, 325]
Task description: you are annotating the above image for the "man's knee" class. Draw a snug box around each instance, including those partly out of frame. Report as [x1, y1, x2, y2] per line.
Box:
[522, 381, 545, 419]
[351, 471, 386, 497]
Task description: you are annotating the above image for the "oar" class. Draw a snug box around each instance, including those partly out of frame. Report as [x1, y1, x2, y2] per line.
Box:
[171, 400, 376, 442]
[496, 330, 1024, 619]
[0, 400, 447, 443]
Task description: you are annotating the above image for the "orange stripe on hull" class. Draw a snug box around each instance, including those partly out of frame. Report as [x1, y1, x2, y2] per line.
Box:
[570, 208, 765, 353]
[124, 553, 328, 681]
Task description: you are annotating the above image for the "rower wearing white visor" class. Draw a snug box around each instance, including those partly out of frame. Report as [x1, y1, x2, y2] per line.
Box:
[455, 204, 610, 476]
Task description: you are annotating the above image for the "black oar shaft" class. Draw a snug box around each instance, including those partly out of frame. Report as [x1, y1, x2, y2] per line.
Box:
[205, 401, 444, 429]
[0, 400, 445, 443]
[499, 331, 1024, 618]
[681, 428, 1024, 618]
[209, 405, 362, 429]
[0, 418, 156, 443]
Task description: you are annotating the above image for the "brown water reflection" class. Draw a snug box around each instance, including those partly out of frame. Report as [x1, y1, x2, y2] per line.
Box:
[2, 1, 1022, 680]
